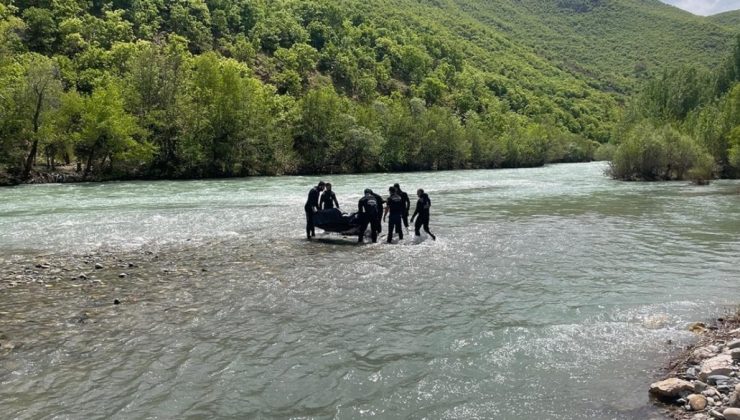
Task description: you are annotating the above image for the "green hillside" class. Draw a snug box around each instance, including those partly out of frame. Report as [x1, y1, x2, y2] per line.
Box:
[0, 0, 736, 182]
[447, 0, 735, 94]
[711, 10, 740, 28]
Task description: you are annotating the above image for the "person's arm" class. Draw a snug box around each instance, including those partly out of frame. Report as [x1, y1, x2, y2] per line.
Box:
[358, 199, 363, 214]
[333, 194, 339, 209]
[383, 204, 389, 222]
[411, 200, 420, 221]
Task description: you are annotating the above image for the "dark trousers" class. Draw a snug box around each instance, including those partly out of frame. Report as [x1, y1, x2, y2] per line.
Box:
[359, 215, 380, 243]
[414, 216, 435, 240]
[402, 211, 409, 228]
[388, 214, 403, 243]
[305, 208, 315, 238]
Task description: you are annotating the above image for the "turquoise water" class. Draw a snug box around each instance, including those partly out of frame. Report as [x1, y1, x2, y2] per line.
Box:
[1, 162, 739, 419]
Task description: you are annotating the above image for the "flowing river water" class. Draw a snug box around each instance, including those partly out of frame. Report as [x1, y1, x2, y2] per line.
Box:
[1, 162, 739, 419]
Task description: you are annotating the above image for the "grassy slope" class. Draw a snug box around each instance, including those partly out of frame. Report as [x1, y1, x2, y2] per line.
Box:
[710, 10, 740, 28]
[445, 0, 735, 94]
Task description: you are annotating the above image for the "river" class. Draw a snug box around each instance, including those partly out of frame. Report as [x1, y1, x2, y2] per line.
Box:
[1, 162, 739, 419]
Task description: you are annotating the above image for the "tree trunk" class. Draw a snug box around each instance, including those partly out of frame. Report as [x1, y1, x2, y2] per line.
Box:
[22, 139, 39, 180]
[22, 90, 45, 180]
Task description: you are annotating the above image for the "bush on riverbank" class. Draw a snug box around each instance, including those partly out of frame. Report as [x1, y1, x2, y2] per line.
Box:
[609, 36, 740, 181]
[608, 123, 714, 181]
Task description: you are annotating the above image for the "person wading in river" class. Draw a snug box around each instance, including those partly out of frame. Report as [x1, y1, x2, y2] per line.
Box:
[383, 186, 404, 243]
[304, 181, 325, 240]
[393, 183, 411, 231]
[411, 188, 436, 240]
[320, 182, 339, 210]
[358, 189, 380, 243]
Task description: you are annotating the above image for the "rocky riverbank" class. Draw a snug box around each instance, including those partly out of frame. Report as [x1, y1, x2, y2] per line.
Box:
[650, 312, 740, 419]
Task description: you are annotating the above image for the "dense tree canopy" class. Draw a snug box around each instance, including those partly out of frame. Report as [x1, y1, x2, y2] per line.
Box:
[0, 0, 735, 182]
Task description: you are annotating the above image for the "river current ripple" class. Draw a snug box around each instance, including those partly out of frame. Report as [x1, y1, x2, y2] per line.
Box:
[1, 162, 739, 419]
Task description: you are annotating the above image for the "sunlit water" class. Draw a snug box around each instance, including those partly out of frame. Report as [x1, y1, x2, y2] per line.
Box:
[1, 162, 739, 419]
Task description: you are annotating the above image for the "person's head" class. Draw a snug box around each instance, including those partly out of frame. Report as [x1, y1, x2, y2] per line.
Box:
[364, 188, 372, 196]
[318, 181, 326, 191]
[389, 186, 396, 195]
[325, 182, 332, 191]
[417, 188, 424, 197]
[393, 183, 401, 191]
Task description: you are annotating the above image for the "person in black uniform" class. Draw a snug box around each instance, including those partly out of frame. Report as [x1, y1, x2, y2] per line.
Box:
[367, 189, 385, 234]
[304, 181, 325, 239]
[410, 188, 436, 240]
[358, 189, 380, 243]
[383, 186, 404, 243]
[320, 182, 339, 210]
[393, 183, 411, 229]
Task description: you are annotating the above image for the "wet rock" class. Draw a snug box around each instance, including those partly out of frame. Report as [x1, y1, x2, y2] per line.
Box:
[728, 340, 740, 350]
[691, 322, 709, 334]
[650, 378, 694, 400]
[35, 263, 50, 269]
[687, 366, 701, 379]
[696, 347, 720, 360]
[724, 408, 740, 420]
[77, 273, 88, 280]
[708, 375, 733, 386]
[689, 394, 709, 411]
[729, 392, 740, 408]
[113, 299, 120, 305]
[118, 273, 127, 278]
[94, 263, 103, 269]
[128, 263, 137, 268]
[731, 349, 740, 361]
[704, 388, 721, 398]
[709, 409, 726, 419]
[695, 381, 710, 392]
[701, 355, 734, 381]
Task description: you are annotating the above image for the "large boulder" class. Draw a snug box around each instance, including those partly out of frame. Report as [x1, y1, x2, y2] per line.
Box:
[700, 355, 734, 381]
[650, 378, 694, 400]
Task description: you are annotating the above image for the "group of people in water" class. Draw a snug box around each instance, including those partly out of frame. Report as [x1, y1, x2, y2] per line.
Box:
[304, 181, 436, 243]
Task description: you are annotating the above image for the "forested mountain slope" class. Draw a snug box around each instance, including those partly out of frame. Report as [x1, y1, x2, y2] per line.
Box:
[711, 10, 740, 28]
[0, 0, 736, 182]
[447, 0, 736, 94]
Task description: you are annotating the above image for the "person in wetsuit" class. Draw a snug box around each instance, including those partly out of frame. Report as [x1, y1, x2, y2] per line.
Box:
[410, 188, 436, 240]
[320, 182, 339, 210]
[304, 181, 325, 239]
[393, 183, 411, 229]
[366, 189, 385, 234]
[358, 189, 380, 243]
[383, 186, 404, 243]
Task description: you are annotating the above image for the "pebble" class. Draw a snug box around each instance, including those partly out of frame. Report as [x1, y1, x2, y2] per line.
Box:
[118, 273, 127, 278]
[695, 381, 709, 392]
[94, 263, 103, 269]
[710, 409, 726, 419]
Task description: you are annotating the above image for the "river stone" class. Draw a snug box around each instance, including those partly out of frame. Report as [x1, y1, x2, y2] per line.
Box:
[728, 340, 740, 350]
[95, 263, 103, 269]
[709, 409, 726, 419]
[724, 408, 740, 420]
[701, 355, 734, 381]
[696, 381, 710, 393]
[689, 394, 709, 411]
[650, 378, 694, 400]
[708, 375, 732, 386]
[730, 392, 740, 407]
[696, 347, 720, 360]
[731, 349, 740, 361]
